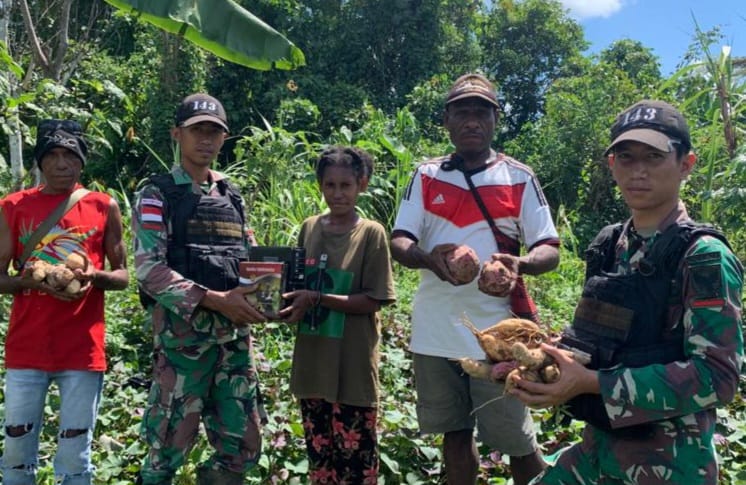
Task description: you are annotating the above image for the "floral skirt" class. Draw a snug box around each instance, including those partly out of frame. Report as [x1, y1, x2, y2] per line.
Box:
[300, 398, 378, 485]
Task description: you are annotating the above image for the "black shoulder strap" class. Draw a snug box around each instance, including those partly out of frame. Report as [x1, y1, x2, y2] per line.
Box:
[217, 178, 246, 227]
[148, 173, 190, 203]
[584, 222, 623, 279]
[147, 173, 198, 245]
[641, 221, 727, 277]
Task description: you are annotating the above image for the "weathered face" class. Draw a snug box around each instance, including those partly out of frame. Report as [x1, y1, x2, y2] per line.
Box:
[40, 147, 83, 194]
[444, 98, 497, 158]
[609, 140, 695, 222]
[320, 165, 367, 219]
[171, 121, 226, 168]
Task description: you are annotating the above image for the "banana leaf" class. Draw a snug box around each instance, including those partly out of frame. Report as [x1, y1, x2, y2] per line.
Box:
[104, 0, 305, 70]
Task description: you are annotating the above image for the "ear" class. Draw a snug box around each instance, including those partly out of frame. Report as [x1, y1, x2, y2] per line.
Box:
[607, 153, 615, 169]
[680, 151, 696, 178]
[170, 126, 180, 142]
[359, 176, 370, 193]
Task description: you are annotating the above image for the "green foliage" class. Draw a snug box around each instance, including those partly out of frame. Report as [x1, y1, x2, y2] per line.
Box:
[599, 39, 662, 90]
[404, 74, 451, 141]
[504, 60, 639, 247]
[480, 0, 588, 141]
[530, 207, 585, 329]
[231, 119, 322, 245]
[275, 97, 321, 134]
[657, 25, 746, 257]
[327, 103, 449, 230]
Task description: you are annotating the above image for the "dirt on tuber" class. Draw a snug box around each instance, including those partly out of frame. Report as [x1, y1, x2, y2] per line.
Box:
[445, 244, 480, 284]
[478, 258, 516, 296]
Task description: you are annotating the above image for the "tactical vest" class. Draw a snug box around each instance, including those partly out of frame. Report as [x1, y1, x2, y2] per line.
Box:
[138, 173, 249, 307]
[560, 220, 727, 437]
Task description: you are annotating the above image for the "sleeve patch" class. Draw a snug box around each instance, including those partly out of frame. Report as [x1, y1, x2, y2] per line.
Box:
[688, 264, 723, 298]
[686, 251, 725, 305]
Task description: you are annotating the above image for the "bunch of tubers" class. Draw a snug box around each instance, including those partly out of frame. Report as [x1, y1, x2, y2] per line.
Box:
[457, 316, 562, 393]
[28, 252, 89, 294]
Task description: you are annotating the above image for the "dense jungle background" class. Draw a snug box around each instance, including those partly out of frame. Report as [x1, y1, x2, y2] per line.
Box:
[0, 0, 745, 483]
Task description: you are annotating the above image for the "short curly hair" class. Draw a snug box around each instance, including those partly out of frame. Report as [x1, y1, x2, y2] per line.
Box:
[315, 146, 374, 182]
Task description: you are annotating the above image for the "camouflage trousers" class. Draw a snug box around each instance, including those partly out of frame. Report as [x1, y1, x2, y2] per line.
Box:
[531, 425, 718, 485]
[138, 337, 262, 485]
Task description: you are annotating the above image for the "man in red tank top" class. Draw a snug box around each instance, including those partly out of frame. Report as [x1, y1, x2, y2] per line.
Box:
[0, 119, 129, 485]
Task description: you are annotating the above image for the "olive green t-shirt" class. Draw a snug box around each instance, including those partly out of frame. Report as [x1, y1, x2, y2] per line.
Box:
[290, 215, 396, 407]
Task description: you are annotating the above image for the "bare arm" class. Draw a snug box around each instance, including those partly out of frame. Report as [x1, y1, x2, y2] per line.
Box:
[391, 231, 459, 284]
[518, 243, 560, 276]
[84, 198, 129, 290]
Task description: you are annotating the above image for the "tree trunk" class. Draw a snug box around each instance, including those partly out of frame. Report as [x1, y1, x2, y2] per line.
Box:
[0, 0, 25, 188]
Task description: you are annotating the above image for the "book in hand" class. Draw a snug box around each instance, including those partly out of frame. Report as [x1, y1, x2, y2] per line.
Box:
[239, 261, 286, 319]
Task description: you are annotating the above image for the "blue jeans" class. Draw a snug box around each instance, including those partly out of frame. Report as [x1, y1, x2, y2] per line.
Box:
[1, 369, 104, 485]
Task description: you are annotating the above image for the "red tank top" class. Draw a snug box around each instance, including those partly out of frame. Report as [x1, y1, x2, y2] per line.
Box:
[1, 185, 111, 371]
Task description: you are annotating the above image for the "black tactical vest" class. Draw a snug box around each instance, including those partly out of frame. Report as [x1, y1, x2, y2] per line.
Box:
[139, 173, 249, 307]
[560, 220, 727, 437]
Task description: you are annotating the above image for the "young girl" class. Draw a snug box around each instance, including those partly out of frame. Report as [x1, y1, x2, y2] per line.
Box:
[280, 146, 396, 484]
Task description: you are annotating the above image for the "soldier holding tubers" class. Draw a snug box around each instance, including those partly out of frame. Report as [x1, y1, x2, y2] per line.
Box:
[510, 101, 744, 485]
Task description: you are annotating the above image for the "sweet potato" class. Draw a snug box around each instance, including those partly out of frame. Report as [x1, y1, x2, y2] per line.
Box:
[30, 260, 53, 282]
[64, 278, 82, 294]
[539, 364, 561, 383]
[445, 245, 480, 284]
[65, 252, 88, 271]
[511, 342, 553, 371]
[457, 356, 521, 383]
[456, 357, 493, 380]
[46, 265, 75, 290]
[478, 258, 515, 296]
[460, 315, 548, 362]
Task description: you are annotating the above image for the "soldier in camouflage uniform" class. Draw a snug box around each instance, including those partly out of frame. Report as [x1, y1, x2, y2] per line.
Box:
[132, 94, 267, 485]
[509, 100, 744, 485]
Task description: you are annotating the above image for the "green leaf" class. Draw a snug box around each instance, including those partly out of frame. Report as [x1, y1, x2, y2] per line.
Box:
[103, 0, 305, 70]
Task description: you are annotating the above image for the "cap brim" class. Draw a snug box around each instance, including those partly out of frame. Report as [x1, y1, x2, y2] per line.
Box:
[180, 115, 229, 132]
[604, 129, 673, 155]
[446, 93, 499, 108]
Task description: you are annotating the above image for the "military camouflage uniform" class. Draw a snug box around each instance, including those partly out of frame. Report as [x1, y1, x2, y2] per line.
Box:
[536, 203, 744, 485]
[133, 166, 262, 485]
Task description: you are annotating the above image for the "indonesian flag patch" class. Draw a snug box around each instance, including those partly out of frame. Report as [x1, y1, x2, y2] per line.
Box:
[140, 198, 164, 230]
